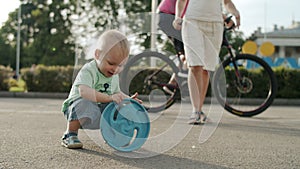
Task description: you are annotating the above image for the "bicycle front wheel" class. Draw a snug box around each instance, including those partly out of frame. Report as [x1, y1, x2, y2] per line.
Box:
[213, 54, 277, 117]
[120, 51, 180, 113]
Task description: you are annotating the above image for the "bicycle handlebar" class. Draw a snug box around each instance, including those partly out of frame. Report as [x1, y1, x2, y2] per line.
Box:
[222, 16, 236, 48]
[224, 16, 236, 31]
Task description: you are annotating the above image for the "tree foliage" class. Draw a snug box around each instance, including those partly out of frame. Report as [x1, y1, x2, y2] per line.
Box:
[72, 0, 154, 56]
[0, 0, 77, 69]
[0, 0, 245, 70]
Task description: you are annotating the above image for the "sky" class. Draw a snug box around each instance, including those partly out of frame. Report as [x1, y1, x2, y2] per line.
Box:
[0, 0, 299, 37]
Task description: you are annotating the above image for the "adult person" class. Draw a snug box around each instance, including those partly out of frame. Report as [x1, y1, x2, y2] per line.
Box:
[173, 0, 240, 124]
[157, 0, 188, 94]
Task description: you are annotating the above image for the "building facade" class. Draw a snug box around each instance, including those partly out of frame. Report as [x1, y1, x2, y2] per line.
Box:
[250, 21, 300, 68]
[252, 21, 300, 58]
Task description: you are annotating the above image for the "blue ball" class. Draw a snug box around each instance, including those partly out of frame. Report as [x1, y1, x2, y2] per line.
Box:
[100, 98, 150, 152]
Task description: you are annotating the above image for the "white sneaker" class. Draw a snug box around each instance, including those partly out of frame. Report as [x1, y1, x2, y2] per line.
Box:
[187, 112, 201, 124]
[188, 112, 208, 124]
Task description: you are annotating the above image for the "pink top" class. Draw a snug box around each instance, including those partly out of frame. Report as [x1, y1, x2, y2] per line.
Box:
[158, 0, 188, 17]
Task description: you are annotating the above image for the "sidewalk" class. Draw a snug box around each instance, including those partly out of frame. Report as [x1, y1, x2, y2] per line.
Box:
[0, 91, 299, 106]
[0, 98, 299, 169]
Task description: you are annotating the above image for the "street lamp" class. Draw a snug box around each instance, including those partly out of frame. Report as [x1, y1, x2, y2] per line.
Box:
[150, 0, 158, 66]
[16, 2, 21, 79]
[150, 0, 158, 51]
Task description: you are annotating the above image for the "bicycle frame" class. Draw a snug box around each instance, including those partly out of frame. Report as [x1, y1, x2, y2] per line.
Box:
[146, 26, 243, 90]
[221, 28, 245, 87]
[121, 18, 277, 116]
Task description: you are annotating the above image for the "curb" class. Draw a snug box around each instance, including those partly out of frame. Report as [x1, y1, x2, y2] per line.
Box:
[0, 91, 68, 99]
[272, 98, 300, 106]
[0, 91, 299, 106]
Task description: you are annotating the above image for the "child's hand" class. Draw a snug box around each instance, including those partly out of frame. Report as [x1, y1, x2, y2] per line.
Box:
[111, 93, 127, 104]
[130, 92, 143, 104]
[111, 92, 142, 104]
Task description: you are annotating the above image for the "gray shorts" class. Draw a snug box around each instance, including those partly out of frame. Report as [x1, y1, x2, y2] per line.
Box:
[158, 12, 182, 41]
[63, 98, 109, 129]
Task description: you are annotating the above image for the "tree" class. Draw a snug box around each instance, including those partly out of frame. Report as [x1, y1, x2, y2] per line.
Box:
[71, 0, 154, 56]
[0, 0, 77, 68]
[25, 0, 76, 66]
[0, 0, 165, 68]
[0, 29, 14, 67]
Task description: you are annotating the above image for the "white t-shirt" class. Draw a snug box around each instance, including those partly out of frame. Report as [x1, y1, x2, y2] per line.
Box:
[184, 0, 223, 22]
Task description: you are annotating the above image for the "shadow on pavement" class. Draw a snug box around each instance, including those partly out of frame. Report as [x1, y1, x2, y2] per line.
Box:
[77, 147, 231, 169]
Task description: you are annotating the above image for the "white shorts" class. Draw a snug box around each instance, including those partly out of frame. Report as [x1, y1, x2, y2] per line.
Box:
[182, 19, 223, 71]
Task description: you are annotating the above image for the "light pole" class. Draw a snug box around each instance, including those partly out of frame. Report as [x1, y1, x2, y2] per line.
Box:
[150, 0, 158, 66]
[150, 0, 158, 51]
[16, 2, 21, 79]
[264, 0, 268, 40]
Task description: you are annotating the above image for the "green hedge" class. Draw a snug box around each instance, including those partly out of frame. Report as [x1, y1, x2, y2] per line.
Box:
[0, 65, 299, 98]
[220, 68, 273, 98]
[20, 65, 80, 92]
[0, 65, 13, 91]
[125, 67, 300, 99]
[128, 68, 172, 94]
[275, 67, 300, 98]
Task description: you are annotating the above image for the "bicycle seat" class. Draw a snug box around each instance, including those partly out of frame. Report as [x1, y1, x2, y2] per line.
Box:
[100, 98, 150, 152]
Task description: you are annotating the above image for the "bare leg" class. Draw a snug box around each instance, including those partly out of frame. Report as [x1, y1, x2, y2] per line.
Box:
[67, 120, 81, 133]
[188, 66, 210, 112]
[66, 118, 89, 133]
[188, 66, 202, 112]
[168, 73, 177, 85]
[168, 54, 187, 85]
[199, 69, 209, 110]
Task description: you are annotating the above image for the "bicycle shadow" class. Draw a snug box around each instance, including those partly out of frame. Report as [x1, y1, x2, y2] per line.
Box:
[76, 147, 231, 169]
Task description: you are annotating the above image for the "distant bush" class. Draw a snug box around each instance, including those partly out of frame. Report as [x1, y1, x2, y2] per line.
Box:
[124, 67, 300, 99]
[0, 65, 13, 91]
[21, 65, 78, 92]
[274, 67, 300, 98]
[0, 65, 299, 98]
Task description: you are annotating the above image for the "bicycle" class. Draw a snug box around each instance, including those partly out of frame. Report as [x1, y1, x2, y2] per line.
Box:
[120, 18, 278, 117]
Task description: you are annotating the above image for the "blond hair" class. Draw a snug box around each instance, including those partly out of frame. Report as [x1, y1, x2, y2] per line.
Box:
[96, 30, 130, 59]
[84, 30, 130, 61]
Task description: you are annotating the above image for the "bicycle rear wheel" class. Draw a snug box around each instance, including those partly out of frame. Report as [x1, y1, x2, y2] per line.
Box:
[213, 54, 277, 117]
[120, 51, 180, 113]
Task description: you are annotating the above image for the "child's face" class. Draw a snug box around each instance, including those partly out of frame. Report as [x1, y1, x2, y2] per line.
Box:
[96, 46, 128, 77]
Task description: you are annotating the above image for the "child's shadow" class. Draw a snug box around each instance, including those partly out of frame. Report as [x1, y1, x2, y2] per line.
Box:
[77, 148, 230, 169]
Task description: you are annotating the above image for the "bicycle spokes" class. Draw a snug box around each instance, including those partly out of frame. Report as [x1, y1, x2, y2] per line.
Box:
[213, 54, 277, 117]
[120, 51, 180, 113]
[236, 76, 253, 94]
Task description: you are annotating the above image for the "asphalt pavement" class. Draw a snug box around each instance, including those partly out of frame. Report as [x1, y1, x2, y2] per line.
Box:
[0, 97, 299, 169]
